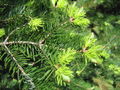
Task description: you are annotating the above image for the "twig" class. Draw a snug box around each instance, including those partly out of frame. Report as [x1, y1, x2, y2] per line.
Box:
[0, 41, 39, 46]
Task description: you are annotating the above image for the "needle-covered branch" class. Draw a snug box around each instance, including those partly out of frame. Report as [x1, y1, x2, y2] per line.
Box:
[3, 44, 35, 90]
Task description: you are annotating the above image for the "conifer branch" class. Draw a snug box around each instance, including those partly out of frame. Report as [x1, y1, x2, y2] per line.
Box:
[3, 44, 35, 90]
[2, 23, 36, 89]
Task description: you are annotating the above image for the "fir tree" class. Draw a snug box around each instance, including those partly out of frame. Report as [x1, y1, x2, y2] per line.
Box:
[0, 0, 120, 90]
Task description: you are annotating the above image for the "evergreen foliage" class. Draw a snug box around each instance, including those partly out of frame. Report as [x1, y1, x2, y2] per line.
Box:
[0, 0, 120, 90]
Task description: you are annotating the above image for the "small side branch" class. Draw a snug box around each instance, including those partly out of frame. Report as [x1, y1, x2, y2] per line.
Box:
[0, 41, 39, 46]
[4, 23, 27, 42]
[3, 44, 35, 89]
[2, 23, 37, 89]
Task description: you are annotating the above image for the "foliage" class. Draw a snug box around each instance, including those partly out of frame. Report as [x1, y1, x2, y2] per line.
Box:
[0, 28, 5, 37]
[0, 0, 120, 90]
[28, 18, 44, 31]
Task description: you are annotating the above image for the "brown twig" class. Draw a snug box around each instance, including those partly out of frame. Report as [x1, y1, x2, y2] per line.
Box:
[0, 41, 39, 46]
